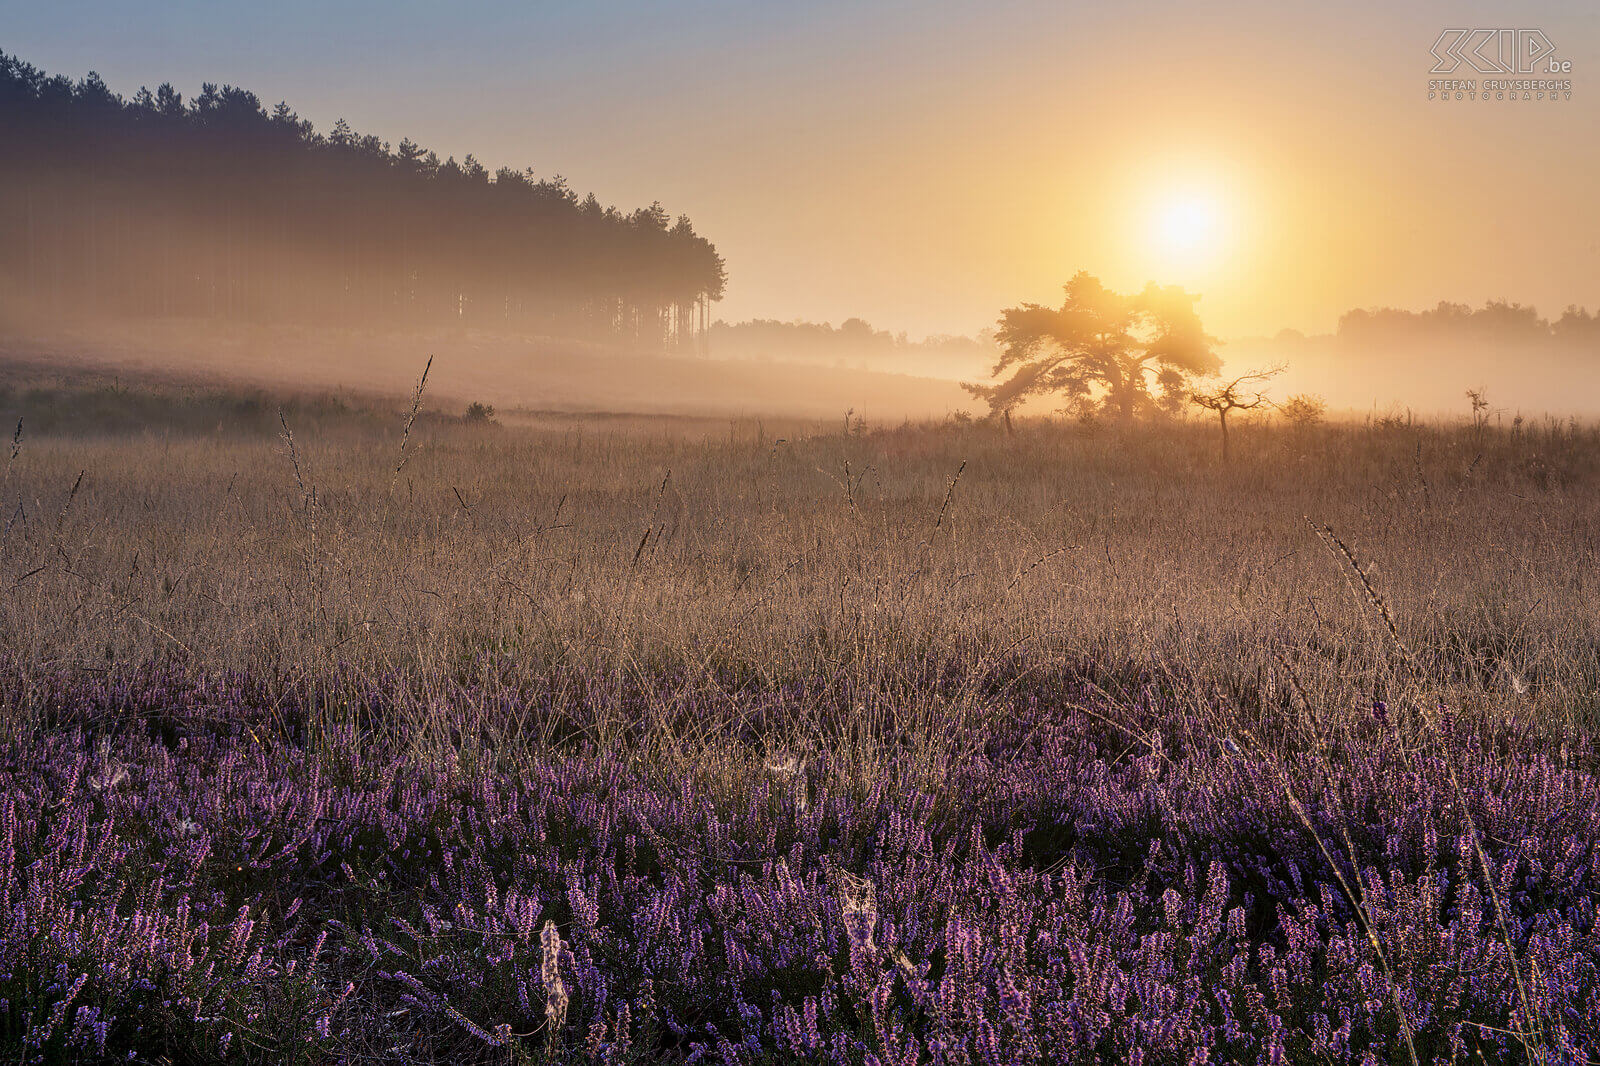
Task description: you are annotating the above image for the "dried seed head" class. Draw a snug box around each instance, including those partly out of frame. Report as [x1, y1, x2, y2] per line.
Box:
[540, 920, 569, 1049]
[836, 871, 878, 956]
[764, 751, 809, 812]
[764, 754, 803, 777]
[89, 763, 128, 793]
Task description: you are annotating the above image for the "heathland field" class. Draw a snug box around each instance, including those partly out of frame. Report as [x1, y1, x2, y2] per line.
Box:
[3, 379, 1599, 1063]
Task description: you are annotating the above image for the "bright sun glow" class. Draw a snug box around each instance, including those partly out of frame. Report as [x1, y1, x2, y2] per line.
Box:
[1143, 188, 1227, 277]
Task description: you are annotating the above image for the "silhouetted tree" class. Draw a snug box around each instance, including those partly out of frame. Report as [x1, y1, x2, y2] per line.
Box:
[967, 272, 1220, 425]
[1190, 366, 1281, 462]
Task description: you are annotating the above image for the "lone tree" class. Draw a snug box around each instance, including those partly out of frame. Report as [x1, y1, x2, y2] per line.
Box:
[965, 272, 1221, 425]
[1189, 366, 1282, 462]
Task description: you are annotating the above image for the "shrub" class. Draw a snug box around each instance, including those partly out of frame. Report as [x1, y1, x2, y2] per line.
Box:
[1280, 393, 1327, 430]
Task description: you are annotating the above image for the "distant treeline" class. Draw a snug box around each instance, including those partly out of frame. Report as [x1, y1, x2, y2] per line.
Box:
[0, 50, 726, 349]
[1334, 299, 1600, 346]
[1239, 298, 1600, 415]
[710, 318, 997, 379]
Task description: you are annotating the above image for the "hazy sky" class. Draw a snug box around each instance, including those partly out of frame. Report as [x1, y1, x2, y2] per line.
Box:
[7, 0, 1598, 340]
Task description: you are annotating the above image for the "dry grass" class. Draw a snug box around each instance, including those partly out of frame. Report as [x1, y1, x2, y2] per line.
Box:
[2, 382, 1596, 782]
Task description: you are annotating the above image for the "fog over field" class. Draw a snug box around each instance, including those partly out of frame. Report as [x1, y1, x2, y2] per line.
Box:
[0, 318, 972, 421]
[4, 305, 1596, 424]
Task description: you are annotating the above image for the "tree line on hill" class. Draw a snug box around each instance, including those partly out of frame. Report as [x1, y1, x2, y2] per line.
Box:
[0, 50, 726, 350]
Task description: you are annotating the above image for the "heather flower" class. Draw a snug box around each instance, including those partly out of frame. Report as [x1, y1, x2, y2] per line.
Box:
[2, 663, 1597, 1062]
[443, 1002, 504, 1045]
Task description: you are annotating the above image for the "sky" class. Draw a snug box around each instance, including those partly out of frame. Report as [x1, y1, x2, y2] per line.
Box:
[6, 0, 1598, 341]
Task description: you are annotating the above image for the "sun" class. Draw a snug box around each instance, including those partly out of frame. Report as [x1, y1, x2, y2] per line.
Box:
[1143, 188, 1227, 277]
[1155, 195, 1218, 253]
